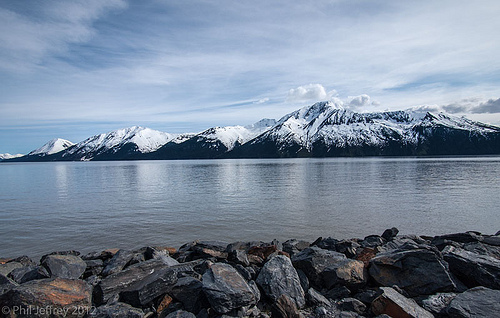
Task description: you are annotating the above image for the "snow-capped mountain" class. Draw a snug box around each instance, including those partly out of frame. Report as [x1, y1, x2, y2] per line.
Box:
[0, 153, 23, 160]
[28, 138, 75, 156]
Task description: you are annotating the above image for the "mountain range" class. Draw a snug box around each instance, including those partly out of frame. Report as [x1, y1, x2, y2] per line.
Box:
[2, 101, 500, 162]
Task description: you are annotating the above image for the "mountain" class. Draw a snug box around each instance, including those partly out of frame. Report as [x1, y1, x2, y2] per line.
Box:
[0, 153, 23, 161]
[28, 138, 75, 156]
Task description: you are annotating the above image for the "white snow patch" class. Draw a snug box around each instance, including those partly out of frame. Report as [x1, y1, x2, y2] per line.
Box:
[29, 138, 75, 156]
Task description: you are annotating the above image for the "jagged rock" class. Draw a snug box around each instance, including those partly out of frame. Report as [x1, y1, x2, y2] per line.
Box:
[324, 286, 351, 300]
[0, 262, 23, 277]
[381, 227, 399, 241]
[256, 255, 305, 308]
[84, 259, 104, 277]
[361, 235, 386, 248]
[371, 287, 433, 318]
[296, 269, 309, 292]
[165, 310, 196, 318]
[335, 240, 361, 258]
[322, 259, 366, 290]
[420, 292, 456, 316]
[228, 249, 250, 267]
[271, 294, 303, 318]
[463, 242, 500, 260]
[87, 302, 144, 317]
[0, 274, 18, 295]
[170, 276, 204, 313]
[291, 247, 346, 288]
[0, 278, 92, 317]
[337, 297, 367, 315]
[248, 280, 261, 303]
[353, 289, 382, 305]
[8, 265, 50, 284]
[442, 245, 500, 289]
[234, 264, 253, 281]
[7, 256, 35, 267]
[41, 254, 87, 279]
[202, 263, 256, 314]
[369, 249, 457, 296]
[156, 294, 173, 315]
[483, 235, 500, 247]
[282, 239, 310, 257]
[355, 247, 377, 267]
[192, 241, 229, 260]
[432, 232, 483, 250]
[248, 245, 277, 261]
[447, 287, 500, 318]
[101, 249, 136, 277]
[307, 288, 331, 307]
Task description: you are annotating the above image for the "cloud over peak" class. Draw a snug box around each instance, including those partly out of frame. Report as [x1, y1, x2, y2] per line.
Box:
[286, 84, 334, 103]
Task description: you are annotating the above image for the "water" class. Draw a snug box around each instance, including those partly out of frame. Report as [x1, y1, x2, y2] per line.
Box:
[1, 157, 499, 259]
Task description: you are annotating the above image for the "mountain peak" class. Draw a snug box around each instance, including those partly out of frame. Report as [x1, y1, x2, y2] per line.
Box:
[29, 138, 75, 156]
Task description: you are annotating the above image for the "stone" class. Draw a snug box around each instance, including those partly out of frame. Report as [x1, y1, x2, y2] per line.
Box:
[0, 274, 18, 295]
[248, 280, 261, 304]
[361, 235, 386, 248]
[296, 269, 309, 293]
[291, 246, 346, 288]
[191, 241, 229, 260]
[381, 227, 399, 241]
[228, 249, 250, 267]
[355, 248, 377, 267]
[8, 265, 50, 284]
[87, 302, 144, 317]
[166, 310, 196, 318]
[256, 255, 305, 308]
[307, 288, 331, 307]
[463, 242, 500, 260]
[0, 278, 92, 317]
[443, 245, 500, 289]
[335, 240, 361, 258]
[337, 297, 367, 315]
[157, 294, 173, 315]
[247, 245, 277, 260]
[202, 263, 256, 314]
[271, 294, 303, 318]
[447, 287, 500, 318]
[0, 262, 23, 277]
[371, 287, 434, 318]
[170, 276, 204, 313]
[101, 249, 136, 277]
[234, 264, 253, 281]
[84, 259, 104, 277]
[353, 289, 382, 305]
[282, 239, 310, 257]
[324, 286, 351, 300]
[321, 259, 366, 290]
[369, 248, 457, 296]
[432, 232, 483, 250]
[483, 235, 500, 247]
[420, 293, 456, 316]
[41, 254, 87, 279]
[9, 256, 36, 267]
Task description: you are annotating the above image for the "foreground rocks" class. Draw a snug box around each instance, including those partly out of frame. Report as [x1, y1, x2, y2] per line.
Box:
[1, 230, 499, 317]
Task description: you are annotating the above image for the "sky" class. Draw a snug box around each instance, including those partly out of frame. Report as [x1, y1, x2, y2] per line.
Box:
[1, 0, 500, 154]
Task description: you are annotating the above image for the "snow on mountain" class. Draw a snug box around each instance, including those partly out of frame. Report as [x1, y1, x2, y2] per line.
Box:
[28, 138, 75, 156]
[63, 126, 175, 160]
[0, 153, 23, 160]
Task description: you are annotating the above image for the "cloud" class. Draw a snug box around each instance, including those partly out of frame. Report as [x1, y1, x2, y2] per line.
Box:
[439, 97, 500, 114]
[471, 98, 500, 114]
[286, 84, 330, 102]
[348, 94, 371, 107]
[409, 105, 442, 113]
[254, 98, 269, 104]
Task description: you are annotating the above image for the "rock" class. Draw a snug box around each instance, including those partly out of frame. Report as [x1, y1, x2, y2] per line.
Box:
[307, 288, 331, 307]
[295, 269, 309, 293]
[8, 265, 50, 284]
[361, 235, 386, 248]
[87, 302, 144, 317]
[0, 278, 92, 317]
[353, 289, 382, 305]
[166, 310, 196, 318]
[41, 254, 87, 279]
[291, 246, 346, 288]
[324, 286, 351, 300]
[483, 235, 500, 247]
[432, 232, 483, 250]
[282, 239, 310, 257]
[191, 241, 229, 260]
[0, 262, 23, 277]
[248, 280, 261, 303]
[369, 248, 457, 296]
[447, 287, 500, 318]
[228, 249, 250, 267]
[371, 287, 434, 318]
[101, 249, 136, 277]
[463, 242, 500, 260]
[248, 245, 277, 261]
[335, 240, 361, 258]
[202, 263, 256, 314]
[495, 230, 500, 236]
[420, 293, 456, 316]
[256, 255, 305, 308]
[170, 276, 204, 313]
[443, 245, 500, 289]
[0, 274, 18, 295]
[355, 247, 377, 267]
[321, 259, 366, 290]
[381, 227, 399, 241]
[337, 297, 367, 315]
[234, 264, 253, 281]
[271, 294, 303, 318]
[8, 256, 36, 267]
[84, 259, 104, 277]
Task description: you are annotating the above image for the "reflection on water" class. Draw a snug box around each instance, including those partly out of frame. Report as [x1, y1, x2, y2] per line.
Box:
[1, 157, 499, 258]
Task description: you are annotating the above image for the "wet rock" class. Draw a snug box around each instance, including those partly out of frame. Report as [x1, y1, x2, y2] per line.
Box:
[165, 310, 196, 318]
[0, 262, 23, 276]
[8, 265, 50, 284]
[41, 254, 87, 279]
[307, 288, 331, 307]
[271, 294, 303, 318]
[337, 297, 366, 315]
[369, 249, 457, 296]
[170, 276, 204, 313]
[442, 245, 500, 289]
[87, 302, 144, 317]
[420, 292, 456, 316]
[361, 235, 386, 248]
[371, 287, 433, 318]
[322, 259, 366, 291]
[447, 286, 500, 318]
[202, 263, 256, 314]
[381, 227, 399, 241]
[282, 239, 310, 257]
[256, 255, 305, 308]
[291, 247, 346, 288]
[0, 278, 92, 317]
[101, 249, 136, 277]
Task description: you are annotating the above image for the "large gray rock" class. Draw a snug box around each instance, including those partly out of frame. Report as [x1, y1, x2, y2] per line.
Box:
[170, 276, 204, 313]
[443, 245, 500, 289]
[101, 249, 136, 277]
[166, 310, 196, 318]
[202, 263, 256, 314]
[0, 262, 23, 276]
[87, 302, 144, 318]
[421, 293, 457, 316]
[271, 294, 303, 318]
[371, 287, 433, 318]
[447, 287, 500, 318]
[282, 239, 311, 257]
[8, 265, 50, 284]
[41, 254, 87, 279]
[322, 259, 366, 290]
[256, 255, 305, 308]
[0, 274, 18, 296]
[291, 246, 346, 288]
[369, 249, 457, 296]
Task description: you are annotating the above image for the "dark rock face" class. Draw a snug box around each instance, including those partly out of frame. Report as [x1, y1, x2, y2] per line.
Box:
[0, 274, 18, 296]
[321, 259, 366, 290]
[101, 249, 136, 277]
[382, 227, 399, 241]
[443, 245, 500, 289]
[447, 287, 500, 318]
[271, 294, 303, 318]
[41, 254, 87, 279]
[202, 263, 256, 314]
[165, 310, 197, 318]
[170, 276, 204, 313]
[8, 265, 50, 284]
[87, 302, 144, 318]
[420, 292, 457, 316]
[337, 297, 366, 315]
[371, 287, 434, 318]
[256, 255, 305, 308]
[369, 248, 457, 296]
[0, 262, 23, 276]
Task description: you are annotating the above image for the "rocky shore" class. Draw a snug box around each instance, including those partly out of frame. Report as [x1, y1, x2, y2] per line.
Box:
[1, 229, 499, 318]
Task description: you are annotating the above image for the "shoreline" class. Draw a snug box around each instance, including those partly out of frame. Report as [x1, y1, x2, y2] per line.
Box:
[1, 229, 499, 317]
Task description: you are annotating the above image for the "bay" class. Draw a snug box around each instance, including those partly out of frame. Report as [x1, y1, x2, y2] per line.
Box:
[0, 157, 499, 259]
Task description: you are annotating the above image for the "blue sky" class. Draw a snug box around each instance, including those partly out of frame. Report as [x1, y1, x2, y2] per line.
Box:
[1, 0, 500, 154]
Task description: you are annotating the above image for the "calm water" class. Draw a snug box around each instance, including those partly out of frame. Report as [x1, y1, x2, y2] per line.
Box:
[1, 157, 499, 259]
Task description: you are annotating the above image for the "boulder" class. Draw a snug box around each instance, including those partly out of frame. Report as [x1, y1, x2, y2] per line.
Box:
[369, 249, 457, 296]
[420, 293, 456, 316]
[447, 287, 500, 318]
[101, 249, 136, 277]
[166, 310, 196, 318]
[41, 254, 87, 279]
[84, 259, 104, 278]
[0, 274, 18, 295]
[0, 262, 23, 276]
[202, 263, 256, 314]
[432, 232, 483, 250]
[271, 294, 303, 318]
[87, 302, 144, 317]
[8, 265, 50, 284]
[307, 288, 331, 307]
[282, 239, 310, 257]
[381, 227, 399, 241]
[443, 245, 500, 289]
[324, 286, 351, 300]
[335, 240, 361, 258]
[247, 245, 277, 261]
[321, 259, 366, 290]
[191, 241, 229, 260]
[337, 297, 367, 315]
[361, 235, 386, 248]
[291, 246, 346, 288]
[0, 278, 92, 317]
[8, 256, 36, 267]
[228, 250, 250, 267]
[170, 276, 204, 313]
[256, 255, 305, 308]
[463, 242, 500, 260]
[371, 287, 433, 318]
